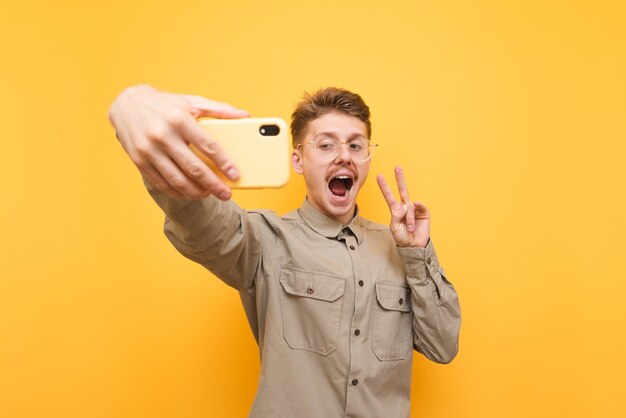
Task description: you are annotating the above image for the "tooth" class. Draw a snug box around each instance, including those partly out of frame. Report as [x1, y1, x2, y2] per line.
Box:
[336, 176, 349, 179]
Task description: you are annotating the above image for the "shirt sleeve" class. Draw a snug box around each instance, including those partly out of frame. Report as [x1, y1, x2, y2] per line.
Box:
[397, 240, 461, 364]
[143, 177, 262, 292]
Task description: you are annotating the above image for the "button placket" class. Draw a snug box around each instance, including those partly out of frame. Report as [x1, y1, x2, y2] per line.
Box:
[343, 233, 365, 402]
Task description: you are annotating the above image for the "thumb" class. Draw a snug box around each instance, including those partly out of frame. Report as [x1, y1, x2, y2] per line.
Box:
[183, 95, 250, 119]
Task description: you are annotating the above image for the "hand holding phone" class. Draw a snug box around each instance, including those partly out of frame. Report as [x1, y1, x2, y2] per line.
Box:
[109, 85, 251, 200]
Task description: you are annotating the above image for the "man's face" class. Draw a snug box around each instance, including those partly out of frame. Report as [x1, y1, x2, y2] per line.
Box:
[292, 111, 371, 225]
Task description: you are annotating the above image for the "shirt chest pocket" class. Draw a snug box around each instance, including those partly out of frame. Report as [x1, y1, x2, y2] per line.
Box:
[279, 265, 346, 356]
[372, 281, 413, 361]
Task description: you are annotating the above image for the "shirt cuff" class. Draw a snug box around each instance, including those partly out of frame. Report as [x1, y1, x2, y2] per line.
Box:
[396, 239, 442, 280]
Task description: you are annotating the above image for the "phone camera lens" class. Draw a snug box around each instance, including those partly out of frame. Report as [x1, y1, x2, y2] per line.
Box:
[259, 124, 280, 136]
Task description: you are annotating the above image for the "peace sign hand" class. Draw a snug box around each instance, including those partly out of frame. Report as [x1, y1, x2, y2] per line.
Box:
[376, 166, 430, 248]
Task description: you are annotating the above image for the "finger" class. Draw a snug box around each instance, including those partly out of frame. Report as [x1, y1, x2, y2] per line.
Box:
[414, 201, 430, 218]
[406, 201, 416, 233]
[149, 150, 225, 200]
[143, 164, 185, 199]
[167, 143, 235, 199]
[183, 95, 250, 119]
[394, 165, 410, 204]
[142, 108, 235, 198]
[376, 174, 398, 209]
[178, 117, 240, 181]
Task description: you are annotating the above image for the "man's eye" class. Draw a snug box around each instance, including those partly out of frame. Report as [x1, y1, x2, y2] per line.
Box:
[348, 142, 364, 151]
[317, 140, 337, 151]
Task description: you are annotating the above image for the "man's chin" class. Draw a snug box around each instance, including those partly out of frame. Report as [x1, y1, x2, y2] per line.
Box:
[323, 192, 357, 221]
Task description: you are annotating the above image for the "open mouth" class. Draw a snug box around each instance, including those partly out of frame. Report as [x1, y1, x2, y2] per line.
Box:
[328, 175, 354, 197]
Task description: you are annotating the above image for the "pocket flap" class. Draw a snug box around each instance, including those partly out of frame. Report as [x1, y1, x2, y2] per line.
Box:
[375, 281, 411, 312]
[280, 266, 346, 302]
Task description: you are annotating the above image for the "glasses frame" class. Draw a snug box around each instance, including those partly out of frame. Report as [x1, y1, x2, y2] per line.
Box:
[297, 137, 379, 163]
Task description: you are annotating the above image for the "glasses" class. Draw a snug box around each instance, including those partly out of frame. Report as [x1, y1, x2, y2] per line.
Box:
[298, 137, 378, 163]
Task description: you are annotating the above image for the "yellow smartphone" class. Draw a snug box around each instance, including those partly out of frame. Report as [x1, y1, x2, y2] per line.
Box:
[191, 117, 290, 189]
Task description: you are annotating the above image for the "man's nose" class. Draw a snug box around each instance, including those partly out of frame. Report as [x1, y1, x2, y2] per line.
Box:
[335, 143, 352, 162]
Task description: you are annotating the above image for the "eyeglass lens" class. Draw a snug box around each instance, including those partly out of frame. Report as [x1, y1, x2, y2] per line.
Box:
[314, 137, 372, 161]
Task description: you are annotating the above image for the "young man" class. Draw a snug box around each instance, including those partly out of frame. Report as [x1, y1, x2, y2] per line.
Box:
[109, 85, 461, 417]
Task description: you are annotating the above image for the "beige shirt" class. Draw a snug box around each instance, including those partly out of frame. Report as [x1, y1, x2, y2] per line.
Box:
[146, 181, 461, 418]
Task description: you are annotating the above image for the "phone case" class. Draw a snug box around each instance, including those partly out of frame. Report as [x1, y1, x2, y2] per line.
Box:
[191, 117, 290, 189]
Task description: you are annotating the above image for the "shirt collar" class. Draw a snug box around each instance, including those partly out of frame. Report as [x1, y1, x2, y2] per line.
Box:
[298, 198, 364, 244]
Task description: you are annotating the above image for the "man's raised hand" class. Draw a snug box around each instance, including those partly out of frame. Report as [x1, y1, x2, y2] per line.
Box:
[108, 85, 249, 200]
[376, 166, 430, 248]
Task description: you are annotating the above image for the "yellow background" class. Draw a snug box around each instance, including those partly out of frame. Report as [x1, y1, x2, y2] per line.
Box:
[1, 0, 625, 417]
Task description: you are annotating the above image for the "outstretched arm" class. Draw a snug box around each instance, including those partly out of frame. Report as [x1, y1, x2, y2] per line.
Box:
[109, 85, 261, 291]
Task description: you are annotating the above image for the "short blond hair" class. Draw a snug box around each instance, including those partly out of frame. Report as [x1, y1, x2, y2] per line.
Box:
[290, 87, 371, 147]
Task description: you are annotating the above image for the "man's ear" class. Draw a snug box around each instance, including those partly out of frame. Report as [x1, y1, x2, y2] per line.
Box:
[292, 150, 304, 175]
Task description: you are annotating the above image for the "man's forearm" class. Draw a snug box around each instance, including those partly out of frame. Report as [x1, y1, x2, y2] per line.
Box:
[144, 175, 260, 291]
[398, 241, 461, 364]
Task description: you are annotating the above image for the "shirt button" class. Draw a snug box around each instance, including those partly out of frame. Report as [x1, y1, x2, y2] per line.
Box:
[354, 329, 360, 336]
[352, 379, 359, 386]
[306, 287, 314, 294]
[427, 257, 432, 265]
[358, 280, 364, 287]
[399, 298, 404, 305]
[349, 245, 356, 250]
